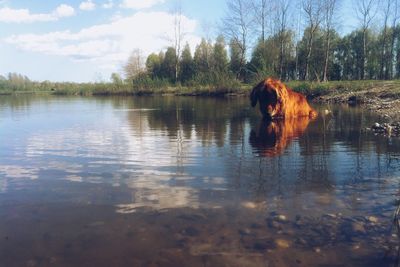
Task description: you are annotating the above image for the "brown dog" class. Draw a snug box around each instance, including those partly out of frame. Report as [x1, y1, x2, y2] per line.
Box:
[250, 78, 317, 120]
[249, 116, 312, 157]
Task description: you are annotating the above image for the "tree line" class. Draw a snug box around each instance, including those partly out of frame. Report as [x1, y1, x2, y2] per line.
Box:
[123, 0, 400, 87]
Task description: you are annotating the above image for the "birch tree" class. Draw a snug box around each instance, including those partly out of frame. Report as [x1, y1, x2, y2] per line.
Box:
[222, 0, 253, 79]
[124, 49, 146, 80]
[302, 0, 323, 80]
[322, 0, 339, 82]
[172, 3, 185, 83]
[276, 0, 291, 80]
[355, 0, 377, 79]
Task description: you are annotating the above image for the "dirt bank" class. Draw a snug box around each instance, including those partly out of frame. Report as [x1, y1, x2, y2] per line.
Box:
[311, 81, 400, 136]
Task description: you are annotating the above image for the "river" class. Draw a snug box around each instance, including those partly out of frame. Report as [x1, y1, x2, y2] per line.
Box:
[1, 95, 400, 266]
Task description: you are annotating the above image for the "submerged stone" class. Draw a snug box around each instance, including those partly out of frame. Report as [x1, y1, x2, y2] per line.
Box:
[367, 216, 378, 223]
[351, 222, 366, 234]
[275, 239, 290, 249]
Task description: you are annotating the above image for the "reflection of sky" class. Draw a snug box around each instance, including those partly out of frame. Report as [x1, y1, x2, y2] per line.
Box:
[1, 97, 400, 216]
[0, 98, 226, 211]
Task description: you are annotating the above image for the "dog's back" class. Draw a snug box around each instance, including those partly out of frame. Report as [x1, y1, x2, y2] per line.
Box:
[284, 87, 317, 118]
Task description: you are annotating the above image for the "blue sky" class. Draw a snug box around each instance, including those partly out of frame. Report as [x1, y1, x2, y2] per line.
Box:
[0, 0, 359, 82]
[0, 0, 226, 82]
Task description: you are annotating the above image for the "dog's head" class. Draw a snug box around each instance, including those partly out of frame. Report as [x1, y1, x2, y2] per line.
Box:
[250, 78, 287, 119]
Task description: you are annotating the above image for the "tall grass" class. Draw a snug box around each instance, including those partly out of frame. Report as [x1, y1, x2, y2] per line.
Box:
[2, 78, 400, 97]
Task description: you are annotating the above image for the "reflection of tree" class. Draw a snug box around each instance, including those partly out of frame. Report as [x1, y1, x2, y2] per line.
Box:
[0, 95, 51, 113]
[123, 96, 251, 147]
[116, 97, 400, 202]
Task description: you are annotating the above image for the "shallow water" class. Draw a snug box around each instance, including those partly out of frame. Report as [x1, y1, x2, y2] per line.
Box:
[1, 95, 400, 266]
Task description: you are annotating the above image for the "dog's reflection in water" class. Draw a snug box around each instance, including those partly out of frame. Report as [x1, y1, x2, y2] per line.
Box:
[249, 117, 312, 157]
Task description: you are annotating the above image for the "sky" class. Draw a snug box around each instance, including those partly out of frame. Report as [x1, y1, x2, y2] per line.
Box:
[0, 0, 359, 83]
[0, 0, 226, 82]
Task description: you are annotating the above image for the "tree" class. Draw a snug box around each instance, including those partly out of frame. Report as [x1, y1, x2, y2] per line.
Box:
[322, 0, 339, 81]
[229, 38, 245, 79]
[212, 35, 229, 74]
[355, 0, 377, 79]
[275, 0, 291, 80]
[7, 72, 31, 90]
[389, 0, 400, 79]
[222, 0, 253, 80]
[146, 53, 162, 79]
[379, 0, 391, 79]
[110, 73, 123, 84]
[193, 38, 213, 76]
[302, 0, 323, 80]
[179, 43, 195, 83]
[298, 27, 325, 81]
[172, 3, 185, 83]
[160, 47, 177, 82]
[249, 37, 278, 79]
[124, 49, 146, 80]
[252, 0, 271, 43]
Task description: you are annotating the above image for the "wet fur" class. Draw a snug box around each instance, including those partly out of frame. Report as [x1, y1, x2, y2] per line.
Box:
[250, 78, 317, 119]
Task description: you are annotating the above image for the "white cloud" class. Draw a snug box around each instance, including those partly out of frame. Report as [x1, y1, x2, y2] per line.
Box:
[121, 0, 164, 10]
[102, 0, 114, 9]
[4, 11, 200, 73]
[0, 4, 75, 23]
[0, 7, 52, 23]
[54, 4, 75, 18]
[79, 0, 96, 11]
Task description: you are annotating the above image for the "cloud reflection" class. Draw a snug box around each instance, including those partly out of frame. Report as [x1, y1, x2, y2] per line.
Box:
[18, 106, 205, 212]
[0, 165, 39, 180]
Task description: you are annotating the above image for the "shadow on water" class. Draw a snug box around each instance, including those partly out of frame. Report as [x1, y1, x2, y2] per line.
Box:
[1, 95, 400, 266]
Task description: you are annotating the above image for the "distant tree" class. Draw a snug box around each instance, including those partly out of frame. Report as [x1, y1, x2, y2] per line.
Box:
[389, 0, 400, 79]
[302, 0, 323, 80]
[222, 0, 253, 80]
[193, 38, 213, 76]
[172, 3, 185, 83]
[110, 73, 123, 85]
[229, 38, 245, 80]
[249, 37, 278, 79]
[212, 35, 229, 74]
[322, 0, 339, 81]
[124, 49, 146, 80]
[395, 25, 400, 78]
[7, 72, 31, 90]
[160, 47, 177, 82]
[251, 0, 271, 43]
[249, 29, 297, 81]
[146, 53, 162, 79]
[355, 0, 377, 79]
[298, 27, 325, 81]
[179, 43, 195, 83]
[275, 0, 291, 80]
[366, 31, 380, 79]
[335, 35, 348, 79]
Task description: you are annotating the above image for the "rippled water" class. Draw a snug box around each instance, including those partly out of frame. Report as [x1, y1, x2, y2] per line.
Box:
[1, 95, 400, 266]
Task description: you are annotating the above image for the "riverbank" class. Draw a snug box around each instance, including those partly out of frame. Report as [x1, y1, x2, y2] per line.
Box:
[2, 79, 400, 121]
[304, 80, 400, 121]
[297, 80, 400, 136]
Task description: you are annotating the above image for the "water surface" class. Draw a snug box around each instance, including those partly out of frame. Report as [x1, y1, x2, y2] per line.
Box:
[1, 95, 400, 266]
